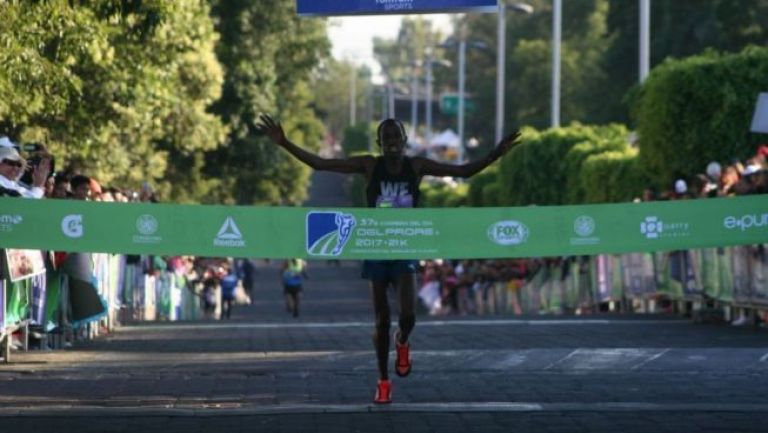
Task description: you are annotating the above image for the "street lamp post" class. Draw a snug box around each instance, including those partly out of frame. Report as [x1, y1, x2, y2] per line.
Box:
[410, 61, 420, 137]
[551, 0, 562, 128]
[423, 49, 450, 152]
[496, 2, 534, 144]
[441, 34, 486, 163]
[350, 65, 357, 126]
[457, 37, 467, 162]
[639, 0, 651, 82]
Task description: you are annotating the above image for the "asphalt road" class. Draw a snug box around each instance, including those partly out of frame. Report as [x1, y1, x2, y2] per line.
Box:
[2, 261, 768, 433]
[2, 171, 768, 432]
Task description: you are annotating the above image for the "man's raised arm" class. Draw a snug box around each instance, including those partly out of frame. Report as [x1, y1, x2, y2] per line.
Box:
[416, 130, 522, 178]
[256, 114, 371, 174]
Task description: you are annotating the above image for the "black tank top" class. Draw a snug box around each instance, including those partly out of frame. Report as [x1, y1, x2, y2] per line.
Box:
[366, 156, 420, 208]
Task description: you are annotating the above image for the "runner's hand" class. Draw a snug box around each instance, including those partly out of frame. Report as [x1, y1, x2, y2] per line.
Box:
[256, 114, 287, 146]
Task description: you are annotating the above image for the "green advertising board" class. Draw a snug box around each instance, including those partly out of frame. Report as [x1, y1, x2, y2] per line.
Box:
[0, 196, 766, 259]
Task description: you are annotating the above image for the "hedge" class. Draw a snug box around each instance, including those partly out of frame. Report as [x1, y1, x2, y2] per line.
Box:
[634, 45, 768, 189]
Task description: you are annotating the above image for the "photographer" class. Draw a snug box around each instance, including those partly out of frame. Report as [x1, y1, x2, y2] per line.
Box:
[0, 139, 50, 199]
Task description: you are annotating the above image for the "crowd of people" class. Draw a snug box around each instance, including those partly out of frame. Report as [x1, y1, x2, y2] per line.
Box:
[415, 144, 768, 317]
[0, 136, 159, 203]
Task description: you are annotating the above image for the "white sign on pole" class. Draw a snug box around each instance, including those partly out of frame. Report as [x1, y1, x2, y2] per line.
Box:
[751, 92, 768, 133]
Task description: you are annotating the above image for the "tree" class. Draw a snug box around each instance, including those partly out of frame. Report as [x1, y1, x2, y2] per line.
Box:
[635, 46, 768, 189]
[312, 57, 372, 144]
[207, 0, 330, 205]
[601, 0, 768, 125]
[0, 1, 227, 202]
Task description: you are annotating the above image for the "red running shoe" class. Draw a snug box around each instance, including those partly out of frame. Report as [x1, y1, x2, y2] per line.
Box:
[394, 330, 412, 377]
[374, 379, 392, 404]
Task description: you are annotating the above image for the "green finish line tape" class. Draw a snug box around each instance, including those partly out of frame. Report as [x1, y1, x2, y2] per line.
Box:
[1, 196, 766, 259]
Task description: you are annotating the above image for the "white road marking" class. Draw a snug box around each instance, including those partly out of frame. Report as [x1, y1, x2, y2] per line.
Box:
[631, 348, 670, 370]
[122, 319, 687, 332]
[3, 402, 768, 417]
[760, 352, 768, 363]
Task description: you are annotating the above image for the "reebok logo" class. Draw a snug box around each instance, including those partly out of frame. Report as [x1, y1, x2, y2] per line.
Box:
[213, 217, 245, 247]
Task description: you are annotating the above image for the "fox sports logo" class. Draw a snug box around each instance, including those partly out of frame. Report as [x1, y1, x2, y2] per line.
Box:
[487, 220, 529, 246]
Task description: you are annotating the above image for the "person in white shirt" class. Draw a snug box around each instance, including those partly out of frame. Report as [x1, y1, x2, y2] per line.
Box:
[0, 145, 50, 199]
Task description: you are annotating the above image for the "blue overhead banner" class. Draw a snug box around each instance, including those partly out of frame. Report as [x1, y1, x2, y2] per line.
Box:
[297, 0, 498, 16]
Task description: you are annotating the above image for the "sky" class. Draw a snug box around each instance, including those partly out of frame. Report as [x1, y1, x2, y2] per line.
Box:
[327, 14, 454, 75]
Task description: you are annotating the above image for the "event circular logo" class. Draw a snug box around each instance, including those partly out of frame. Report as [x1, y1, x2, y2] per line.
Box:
[487, 220, 529, 245]
[573, 215, 595, 237]
[136, 214, 158, 235]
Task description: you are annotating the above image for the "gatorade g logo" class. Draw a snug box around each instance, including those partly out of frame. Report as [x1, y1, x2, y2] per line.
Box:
[61, 214, 84, 238]
[306, 211, 356, 256]
[487, 220, 529, 245]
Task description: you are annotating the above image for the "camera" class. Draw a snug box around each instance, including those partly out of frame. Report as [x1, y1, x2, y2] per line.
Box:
[22, 142, 43, 152]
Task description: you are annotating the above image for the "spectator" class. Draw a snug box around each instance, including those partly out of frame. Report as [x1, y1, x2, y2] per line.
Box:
[0, 145, 49, 199]
[50, 173, 71, 199]
[70, 175, 91, 200]
[719, 164, 741, 196]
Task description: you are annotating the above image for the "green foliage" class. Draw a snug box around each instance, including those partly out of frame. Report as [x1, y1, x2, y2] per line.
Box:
[206, 0, 330, 205]
[602, 0, 768, 124]
[342, 122, 371, 155]
[312, 59, 371, 140]
[420, 181, 468, 207]
[0, 1, 227, 202]
[467, 165, 498, 207]
[481, 182, 501, 207]
[634, 46, 768, 190]
[580, 148, 646, 203]
[346, 150, 373, 207]
[496, 124, 629, 206]
[563, 124, 629, 203]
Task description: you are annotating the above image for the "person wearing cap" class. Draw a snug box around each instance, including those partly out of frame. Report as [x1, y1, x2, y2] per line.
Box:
[0, 136, 17, 148]
[0, 145, 50, 199]
[673, 179, 688, 199]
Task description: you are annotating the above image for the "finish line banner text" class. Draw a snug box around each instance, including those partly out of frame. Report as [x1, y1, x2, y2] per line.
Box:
[0, 196, 766, 259]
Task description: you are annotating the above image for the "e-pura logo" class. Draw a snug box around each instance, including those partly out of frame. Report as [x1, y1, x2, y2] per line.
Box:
[0, 214, 23, 232]
[723, 213, 768, 231]
[306, 211, 356, 256]
[570, 215, 599, 245]
[640, 216, 690, 240]
[133, 214, 161, 244]
[487, 220, 529, 246]
[61, 214, 84, 238]
[213, 217, 245, 247]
